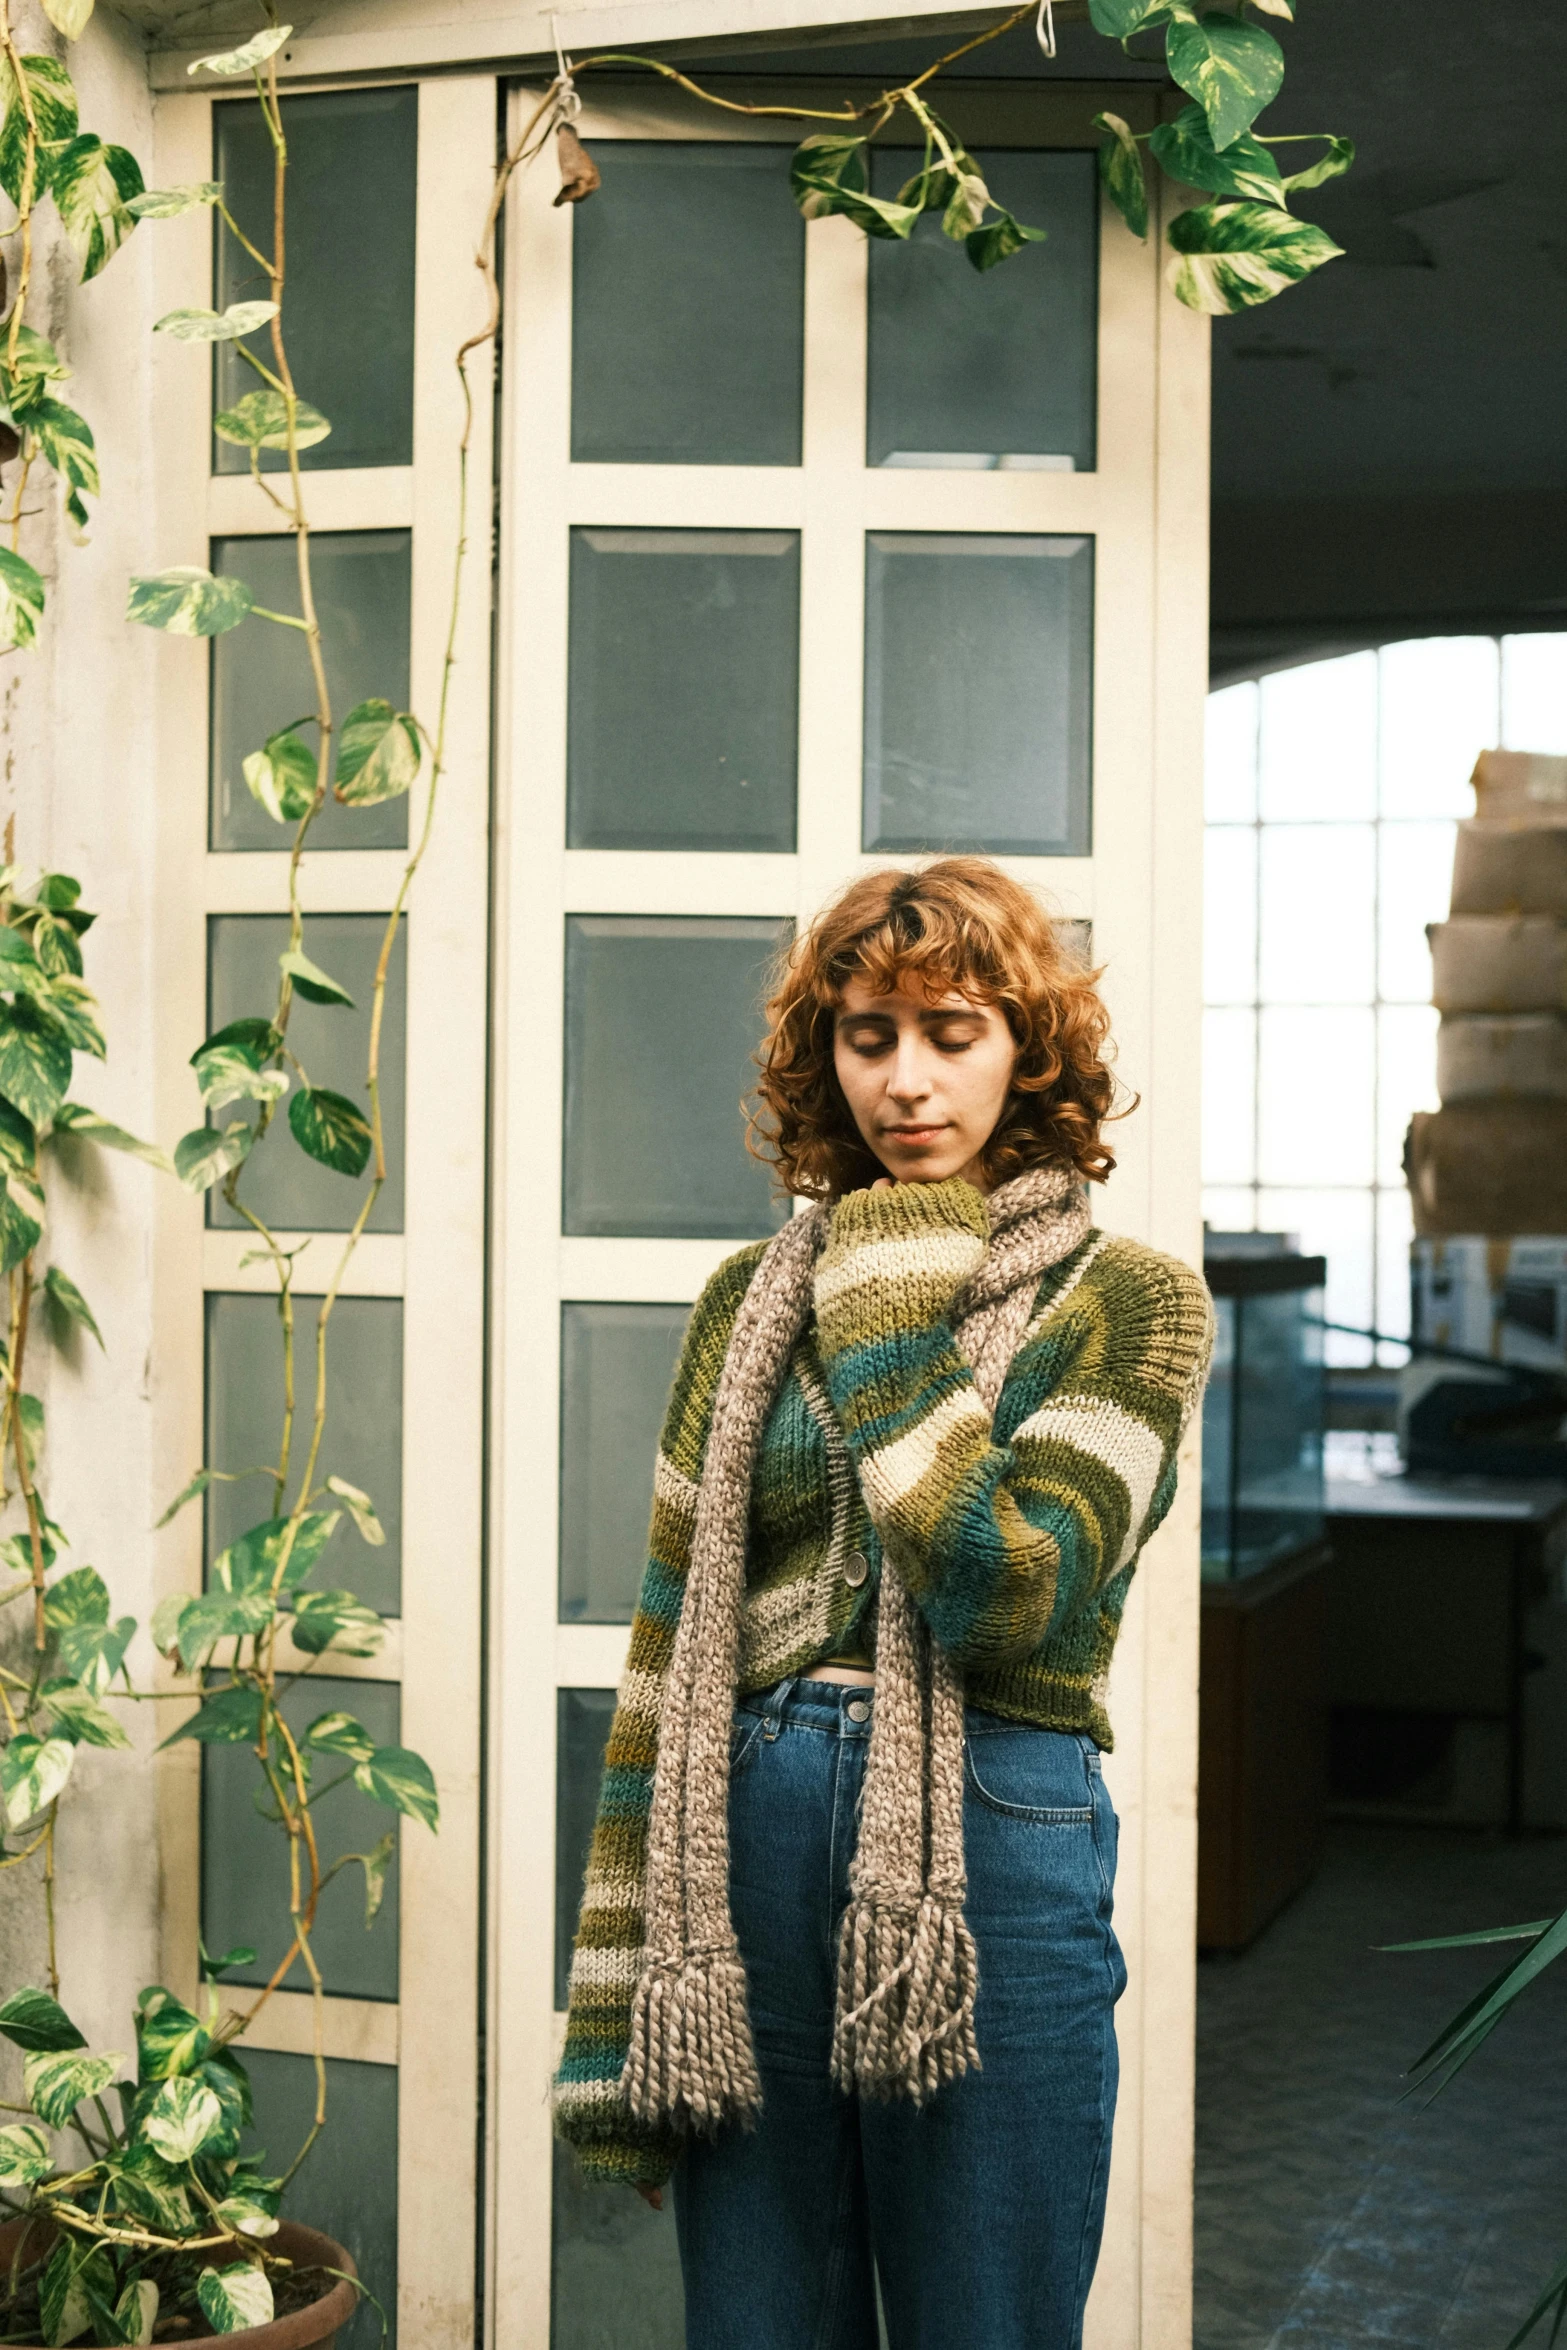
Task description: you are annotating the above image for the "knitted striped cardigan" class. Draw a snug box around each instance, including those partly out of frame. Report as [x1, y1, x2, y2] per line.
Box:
[555, 1179, 1214, 2187]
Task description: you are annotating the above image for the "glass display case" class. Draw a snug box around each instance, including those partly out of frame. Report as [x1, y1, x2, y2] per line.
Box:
[1202, 1242, 1328, 1580]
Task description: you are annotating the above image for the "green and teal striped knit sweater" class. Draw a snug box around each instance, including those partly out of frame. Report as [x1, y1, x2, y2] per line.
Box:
[555, 1179, 1214, 2186]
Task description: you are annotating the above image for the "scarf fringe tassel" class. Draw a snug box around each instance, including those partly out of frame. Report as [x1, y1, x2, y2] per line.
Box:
[622, 1950, 763, 2135]
[830, 1890, 980, 2104]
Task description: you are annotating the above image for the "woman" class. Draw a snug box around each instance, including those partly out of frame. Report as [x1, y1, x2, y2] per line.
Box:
[554, 859, 1213, 2350]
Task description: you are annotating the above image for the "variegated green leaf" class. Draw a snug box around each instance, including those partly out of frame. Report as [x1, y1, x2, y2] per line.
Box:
[153, 300, 278, 342]
[1087, 0, 1171, 34]
[127, 566, 253, 637]
[1149, 103, 1284, 205]
[157, 1686, 263, 1749]
[0, 56, 79, 206]
[288, 1588, 384, 1658]
[42, 975, 105, 1059]
[173, 1120, 253, 1191]
[0, 1987, 85, 2052]
[49, 135, 143, 280]
[1, 1733, 75, 1826]
[0, 2119, 53, 2185]
[1166, 197, 1342, 312]
[192, 1042, 287, 1111]
[0, 1161, 44, 1271]
[43, 1263, 103, 1347]
[213, 2196, 280, 2239]
[354, 1742, 439, 1830]
[142, 2074, 223, 2162]
[136, 1987, 211, 2082]
[23, 2046, 122, 2127]
[305, 1709, 378, 1762]
[124, 180, 220, 218]
[1165, 10, 1284, 151]
[168, 1587, 275, 1663]
[242, 726, 318, 823]
[334, 698, 420, 806]
[112, 2141, 195, 2232]
[51, 1100, 172, 1169]
[1094, 110, 1148, 239]
[279, 947, 352, 1007]
[0, 544, 45, 650]
[114, 2282, 158, 2348]
[41, 1676, 129, 1747]
[1282, 135, 1356, 196]
[1248, 0, 1292, 15]
[39, 2238, 98, 2349]
[189, 25, 292, 75]
[326, 1474, 386, 1546]
[288, 1085, 371, 1176]
[40, 0, 95, 39]
[965, 207, 1045, 272]
[0, 994, 71, 1123]
[214, 388, 331, 452]
[355, 1827, 397, 1923]
[216, 1511, 339, 1593]
[196, 2266, 273, 2335]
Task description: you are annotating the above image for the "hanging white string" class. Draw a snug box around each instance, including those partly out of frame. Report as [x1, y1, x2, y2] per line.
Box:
[1035, 0, 1057, 58]
[549, 10, 583, 119]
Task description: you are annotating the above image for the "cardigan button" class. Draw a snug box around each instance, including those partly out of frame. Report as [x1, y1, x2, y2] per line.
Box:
[843, 1550, 869, 1589]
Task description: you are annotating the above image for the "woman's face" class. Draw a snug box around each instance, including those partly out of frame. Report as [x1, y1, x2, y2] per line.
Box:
[833, 970, 1018, 1191]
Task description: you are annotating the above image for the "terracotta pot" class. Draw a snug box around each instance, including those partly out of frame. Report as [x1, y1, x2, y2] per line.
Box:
[0, 2217, 358, 2350]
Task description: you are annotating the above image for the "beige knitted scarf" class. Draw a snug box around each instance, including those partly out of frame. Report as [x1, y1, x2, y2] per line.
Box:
[622, 1165, 1091, 2135]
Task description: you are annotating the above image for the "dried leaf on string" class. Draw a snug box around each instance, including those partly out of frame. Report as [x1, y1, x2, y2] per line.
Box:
[553, 125, 601, 208]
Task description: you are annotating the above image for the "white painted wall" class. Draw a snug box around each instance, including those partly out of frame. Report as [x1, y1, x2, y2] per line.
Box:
[0, 0, 166, 2069]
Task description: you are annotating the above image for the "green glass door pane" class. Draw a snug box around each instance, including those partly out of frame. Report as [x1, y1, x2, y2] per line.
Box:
[552, 2139, 684, 2350]
[241, 2050, 397, 2350]
[203, 1676, 401, 1999]
[562, 917, 789, 1240]
[570, 143, 804, 465]
[211, 532, 411, 851]
[205, 1293, 402, 1617]
[863, 532, 1093, 855]
[555, 1688, 616, 2010]
[867, 150, 1098, 471]
[214, 87, 416, 472]
[560, 1303, 689, 1624]
[567, 530, 799, 851]
[205, 914, 405, 1232]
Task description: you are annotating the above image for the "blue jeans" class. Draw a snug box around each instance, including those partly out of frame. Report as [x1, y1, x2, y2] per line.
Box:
[674, 1677, 1125, 2350]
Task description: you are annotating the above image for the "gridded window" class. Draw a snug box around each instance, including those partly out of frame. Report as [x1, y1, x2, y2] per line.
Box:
[211, 532, 411, 852]
[241, 2051, 397, 2350]
[206, 915, 406, 1233]
[214, 87, 417, 473]
[559, 1303, 689, 1624]
[863, 532, 1092, 855]
[567, 530, 799, 852]
[866, 149, 1097, 472]
[205, 1293, 403, 1616]
[1202, 634, 1567, 1364]
[203, 1676, 402, 2001]
[562, 916, 790, 1240]
[570, 142, 805, 466]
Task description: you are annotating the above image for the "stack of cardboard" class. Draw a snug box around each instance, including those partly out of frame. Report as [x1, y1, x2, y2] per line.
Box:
[1409, 750, 1567, 1235]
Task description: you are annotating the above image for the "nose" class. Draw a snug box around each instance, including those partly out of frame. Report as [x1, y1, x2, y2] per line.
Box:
[887, 1030, 931, 1105]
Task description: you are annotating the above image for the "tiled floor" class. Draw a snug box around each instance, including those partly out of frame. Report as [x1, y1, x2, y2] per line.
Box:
[1196, 1825, 1567, 2350]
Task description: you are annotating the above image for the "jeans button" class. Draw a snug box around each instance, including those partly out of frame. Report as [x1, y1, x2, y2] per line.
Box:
[846, 1698, 871, 1725]
[844, 1550, 869, 1589]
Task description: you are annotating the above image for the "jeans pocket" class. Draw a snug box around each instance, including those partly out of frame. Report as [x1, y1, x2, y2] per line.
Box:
[730, 1711, 766, 1778]
[964, 1727, 1095, 1824]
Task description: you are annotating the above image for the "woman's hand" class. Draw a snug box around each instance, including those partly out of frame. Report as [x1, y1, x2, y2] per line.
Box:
[636, 2183, 663, 2211]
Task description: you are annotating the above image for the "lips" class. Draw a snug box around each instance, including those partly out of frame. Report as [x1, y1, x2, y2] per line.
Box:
[883, 1125, 947, 1143]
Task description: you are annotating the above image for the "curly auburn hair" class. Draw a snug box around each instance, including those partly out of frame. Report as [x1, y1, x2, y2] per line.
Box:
[749, 858, 1127, 1200]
